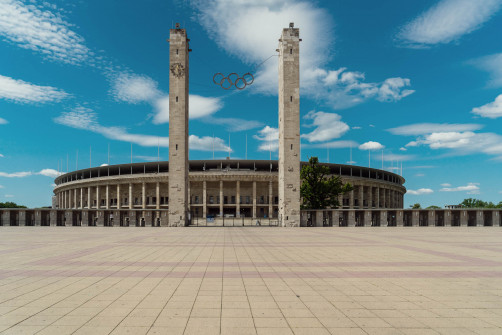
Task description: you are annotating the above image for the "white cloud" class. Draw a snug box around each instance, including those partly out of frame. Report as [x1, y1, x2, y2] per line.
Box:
[0, 117, 7, 124]
[189, 135, 230, 152]
[472, 94, 502, 119]
[470, 53, 502, 87]
[4, 194, 14, 198]
[440, 182, 480, 194]
[404, 131, 502, 158]
[0, 74, 68, 103]
[0, 171, 32, 178]
[303, 140, 358, 149]
[202, 116, 263, 132]
[414, 173, 425, 177]
[38, 169, 61, 178]
[0, 169, 60, 178]
[407, 188, 434, 195]
[399, 147, 407, 151]
[54, 106, 230, 152]
[388, 123, 483, 136]
[0, 0, 90, 64]
[301, 111, 349, 142]
[111, 72, 161, 103]
[383, 153, 416, 162]
[441, 183, 451, 187]
[109, 72, 225, 125]
[194, 0, 414, 109]
[352, 126, 361, 130]
[153, 94, 224, 124]
[0, 185, 4, 188]
[0, 154, 3, 157]
[359, 141, 384, 151]
[398, 0, 502, 47]
[253, 126, 279, 152]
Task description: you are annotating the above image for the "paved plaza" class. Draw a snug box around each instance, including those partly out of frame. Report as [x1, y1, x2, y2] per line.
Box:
[0, 228, 501, 335]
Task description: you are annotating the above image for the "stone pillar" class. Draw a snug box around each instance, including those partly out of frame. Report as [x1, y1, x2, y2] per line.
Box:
[411, 210, 419, 227]
[315, 211, 323, 227]
[96, 211, 104, 227]
[396, 210, 403, 227]
[129, 183, 133, 210]
[35, 210, 42, 226]
[460, 210, 468, 227]
[252, 181, 257, 219]
[142, 182, 146, 209]
[337, 194, 343, 208]
[19, 211, 26, 226]
[428, 211, 435, 227]
[82, 211, 89, 227]
[236, 181, 240, 218]
[365, 210, 371, 227]
[349, 190, 354, 209]
[219, 180, 223, 217]
[96, 186, 100, 209]
[358, 186, 364, 209]
[375, 188, 380, 209]
[332, 210, 339, 227]
[268, 180, 273, 218]
[278, 23, 301, 227]
[74, 189, 77, 208]
[347, 210, 356, 227]
[444, 210, 452, 226]
[105, 185, 109, 209]
[117, 184, 121, 209]
[49, 210, 56, 226]
[80, 188, 83, 209]
[368, 186, 373, 209]
[476, 210, 484, 226]
[379, 210, 388, 227]
[202, 180, 207, 219]
[494, 211, 500, 227]
[64, 191, 67, 209]
[167, 24, 190, 227]
[87, 187, 91, 209]
[156, 182, 160, 210]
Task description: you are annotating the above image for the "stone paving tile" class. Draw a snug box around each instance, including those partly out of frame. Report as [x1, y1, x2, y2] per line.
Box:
[0, 227, 501, 334]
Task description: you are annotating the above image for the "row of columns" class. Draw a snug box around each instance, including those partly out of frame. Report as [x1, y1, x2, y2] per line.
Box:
[3, 209, 500, 227]
[346, 185, 403, 209]
[57, 180, 277, 218]
[309, 210, 501, 227]
[58, 182, 163, 211]
[57, 182, 403, 214]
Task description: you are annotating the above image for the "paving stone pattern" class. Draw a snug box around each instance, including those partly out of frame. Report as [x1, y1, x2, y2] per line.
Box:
[0, 227, 501, 334]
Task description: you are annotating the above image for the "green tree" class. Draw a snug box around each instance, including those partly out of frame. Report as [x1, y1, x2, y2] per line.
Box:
[426, 205, 440, 209]
[300, 157, 353, 209]
[410, 203, 421, 209]
[0, 202, 27, 208]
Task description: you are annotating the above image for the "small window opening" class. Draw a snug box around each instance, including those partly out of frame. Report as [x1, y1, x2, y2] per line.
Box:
[176, 144, 178, 150]
[176, 49, 178, 55]
[176, 96, 178, 102]
[290, 49, 292, 54]
[290, 96, 292, 102]
[291, 144, 293, 150]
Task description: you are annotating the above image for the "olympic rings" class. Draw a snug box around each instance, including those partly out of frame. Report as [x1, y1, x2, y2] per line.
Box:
[213, 72, 254, 90]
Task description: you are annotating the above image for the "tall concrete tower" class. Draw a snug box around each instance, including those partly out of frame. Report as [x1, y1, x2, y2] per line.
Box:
[168, 24, 190, 226]
[278, 23, 301, 227]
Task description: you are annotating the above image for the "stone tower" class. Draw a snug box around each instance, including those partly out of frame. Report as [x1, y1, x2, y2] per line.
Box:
[278, 23, 301, 227]
[168, 24, 190, 226]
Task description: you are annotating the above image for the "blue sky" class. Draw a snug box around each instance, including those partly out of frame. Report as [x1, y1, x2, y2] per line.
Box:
[1, 0, 502, 208]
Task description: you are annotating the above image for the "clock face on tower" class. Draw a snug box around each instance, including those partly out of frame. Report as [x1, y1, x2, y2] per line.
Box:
[170, 63, 185, 78]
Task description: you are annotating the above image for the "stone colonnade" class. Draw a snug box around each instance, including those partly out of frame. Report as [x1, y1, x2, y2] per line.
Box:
[54, 175, 405, 220]
[1, 209, 500, 227]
